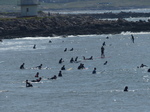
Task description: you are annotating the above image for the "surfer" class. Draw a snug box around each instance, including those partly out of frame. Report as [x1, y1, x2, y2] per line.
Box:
[140, 64, 147, 68]
[101, 46, 105, 58]
[36, 64, 42, 69]
[78, 63, 85, 69]
[31, 77, 42, 82]
[131, 34, 134, 43]
[61, 65, 66, 70]
[70, 57, 74, 63]
[26, 80, 33, 87]
[33, 44, 36, 49]
[102, 41, 106, 46]
[104, 61, 107, 65]
[58, 71, 62, 77]
[59, 58, 64, 64]
[106, 36, 109, 39]
[83, 56, 93, 60]
[35, 72, 39, 77]
[75, 56, 78, 62]
[20, 63, 25, 69]
[64, 48, 67, 52]
[70, 48, 73, 51]
[49, 75, 57, 80]
[92, 68, 96, 74]
[124, 86, 128, 92]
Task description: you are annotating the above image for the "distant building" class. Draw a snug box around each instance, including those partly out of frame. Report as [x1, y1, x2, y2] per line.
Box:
[19, 0, 40, 17]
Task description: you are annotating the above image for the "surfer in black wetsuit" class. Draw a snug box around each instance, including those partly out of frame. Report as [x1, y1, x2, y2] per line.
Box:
[75, 56, 78, 62]
[20, 63, 25, 69]
[26, 80, 33, 87]
[124, 86, 128, 92]
[36, 64, 42, 69]
[70, 48, 73, 51]
[31, 77, 42, 82]
[131, 34, 134, 43]
[35, 72, 39, 77]
[58, 71, 62, 77]
[101, 46, 105, 58]
[49, 75, 57, 80]
[70, 57, 74, 63]
[92, 68, 96, 74]
[33, 44, 36, 49]
[104, 61, 107, 65]
[61, 65, 66, 70]
[59, 58, 64, 64]
[78, 63, 85, 69]
[103, 41, 106, 46]
[64, 48, 67, 52]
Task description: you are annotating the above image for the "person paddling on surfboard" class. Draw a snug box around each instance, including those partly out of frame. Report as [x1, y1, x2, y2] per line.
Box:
[36, 64, 42, 69]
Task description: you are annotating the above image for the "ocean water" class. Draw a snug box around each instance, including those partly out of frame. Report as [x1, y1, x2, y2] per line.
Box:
[48, 8, 150, 22]
[1, 32, 150, 112]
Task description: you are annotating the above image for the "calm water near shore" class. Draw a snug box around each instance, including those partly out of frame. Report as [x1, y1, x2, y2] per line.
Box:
[1, 32, 150, 112]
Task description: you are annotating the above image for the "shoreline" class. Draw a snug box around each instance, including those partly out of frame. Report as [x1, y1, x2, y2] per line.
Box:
[0, 12, 150, 39]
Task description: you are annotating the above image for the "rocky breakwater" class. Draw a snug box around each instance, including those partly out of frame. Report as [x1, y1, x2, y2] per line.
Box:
[0, 14, 150, 39]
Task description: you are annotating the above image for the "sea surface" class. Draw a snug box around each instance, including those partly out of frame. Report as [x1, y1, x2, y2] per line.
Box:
[47, 8, 150, 22]
[1, 31, 150, 112]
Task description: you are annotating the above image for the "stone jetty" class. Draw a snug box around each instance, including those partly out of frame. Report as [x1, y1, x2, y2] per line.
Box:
[0, 13, 150, 39]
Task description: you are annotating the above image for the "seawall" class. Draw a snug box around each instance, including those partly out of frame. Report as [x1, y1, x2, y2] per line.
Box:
[0, 13, 150, 39]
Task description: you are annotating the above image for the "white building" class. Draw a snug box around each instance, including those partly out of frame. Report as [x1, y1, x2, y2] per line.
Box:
[19, 0, 39, 17]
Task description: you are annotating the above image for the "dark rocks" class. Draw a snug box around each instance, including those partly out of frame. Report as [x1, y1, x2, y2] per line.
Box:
[0, 13, 150, 39]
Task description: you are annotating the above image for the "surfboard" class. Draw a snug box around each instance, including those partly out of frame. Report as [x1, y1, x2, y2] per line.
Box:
[67, 68, 73, 71]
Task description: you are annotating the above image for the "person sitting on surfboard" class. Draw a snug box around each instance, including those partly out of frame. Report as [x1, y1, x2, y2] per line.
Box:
[124, 86, 128, 92]
[59, 58, 64, 64]
[64, 48, 67, 52]
[92, 68, 96, 74]
[20, 63, 25, 69]
[78, 63, 85, 69]
[70, 57, 74, 63]
[33, 44, 36, 49]
[61, 65, 66, 70]
[35, 72, 39, 77]
[75, 56, 78, 62]
[58, 71, 62, 77]
[26, 80, 33, 87]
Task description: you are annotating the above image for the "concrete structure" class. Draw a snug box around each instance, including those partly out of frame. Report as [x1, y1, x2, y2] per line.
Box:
[19, 0, 39, 17]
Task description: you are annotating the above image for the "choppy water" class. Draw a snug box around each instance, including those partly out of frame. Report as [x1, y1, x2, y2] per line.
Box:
[47, 8, 150, 22]
[1, 32, 150, 112]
